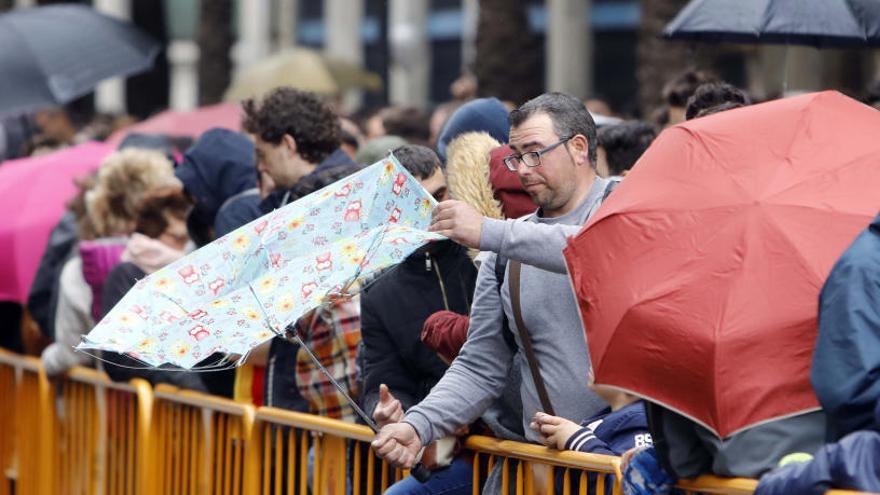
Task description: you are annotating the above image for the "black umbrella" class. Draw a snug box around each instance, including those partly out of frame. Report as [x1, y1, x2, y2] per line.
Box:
[664, 0, 880, 48]
[0, 4, 159, 116]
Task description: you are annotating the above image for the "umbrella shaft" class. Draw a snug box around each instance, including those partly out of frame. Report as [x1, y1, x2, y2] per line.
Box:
[285, 330, 380, 432]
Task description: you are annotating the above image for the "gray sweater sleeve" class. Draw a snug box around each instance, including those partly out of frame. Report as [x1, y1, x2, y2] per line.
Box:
[479, 217, 582, 274]
[404, 254, 515, 445]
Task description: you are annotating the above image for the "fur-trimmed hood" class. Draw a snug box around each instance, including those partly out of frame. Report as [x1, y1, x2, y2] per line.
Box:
[445, 132, 504, 221]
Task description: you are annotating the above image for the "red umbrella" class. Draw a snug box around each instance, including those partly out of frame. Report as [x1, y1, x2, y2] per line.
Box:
[105, 102, 241, 148]
[0, 141, 113, 303]
[564, 91, 880, 438]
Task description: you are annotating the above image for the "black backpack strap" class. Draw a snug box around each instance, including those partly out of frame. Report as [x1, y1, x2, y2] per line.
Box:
[601, 178, 620, 203]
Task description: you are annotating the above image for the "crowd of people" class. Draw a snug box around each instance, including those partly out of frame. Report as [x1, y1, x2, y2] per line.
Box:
[2, 68, 880, 494]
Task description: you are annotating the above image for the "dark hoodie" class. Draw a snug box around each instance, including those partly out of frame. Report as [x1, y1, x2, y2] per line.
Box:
[360, 240, 477, 418]
[755, 399, 880, 495]
[174, 128, 258, 244]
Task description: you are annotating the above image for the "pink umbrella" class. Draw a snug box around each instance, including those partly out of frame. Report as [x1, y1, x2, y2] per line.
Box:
[105, 102, 242, 148]
[0, 141, 113, 303]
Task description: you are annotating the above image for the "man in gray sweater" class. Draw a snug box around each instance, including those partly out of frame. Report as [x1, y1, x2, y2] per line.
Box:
[373, 92, 617, 469]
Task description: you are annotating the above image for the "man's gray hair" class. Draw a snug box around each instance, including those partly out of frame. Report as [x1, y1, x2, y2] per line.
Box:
[509, 92, 597, 167]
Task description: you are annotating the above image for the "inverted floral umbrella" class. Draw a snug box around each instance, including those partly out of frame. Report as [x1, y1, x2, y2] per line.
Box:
[77, 155, 444, 369]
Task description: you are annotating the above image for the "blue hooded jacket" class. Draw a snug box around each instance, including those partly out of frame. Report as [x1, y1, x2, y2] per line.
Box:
[755, 400, 880, 495]
[174, 128, 259, 238]
[811, 213, 880, 441]
[436, 97, 509, 162]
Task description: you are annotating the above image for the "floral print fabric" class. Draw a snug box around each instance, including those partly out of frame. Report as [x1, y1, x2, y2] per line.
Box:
[78, 155, 445, 369]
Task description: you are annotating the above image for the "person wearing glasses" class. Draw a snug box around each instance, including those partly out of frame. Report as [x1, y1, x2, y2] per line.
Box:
[373, 92, 619, 491]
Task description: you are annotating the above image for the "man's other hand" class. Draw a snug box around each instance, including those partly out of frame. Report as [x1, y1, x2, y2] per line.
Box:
[373, 384, 404, 428]
[430, 200, 483, 249]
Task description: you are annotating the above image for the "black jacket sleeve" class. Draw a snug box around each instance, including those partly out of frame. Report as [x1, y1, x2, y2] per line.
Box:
[360, 287, 421, 419]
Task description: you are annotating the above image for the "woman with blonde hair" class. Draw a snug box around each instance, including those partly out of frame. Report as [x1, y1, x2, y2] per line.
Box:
[41, 149, 179, 376]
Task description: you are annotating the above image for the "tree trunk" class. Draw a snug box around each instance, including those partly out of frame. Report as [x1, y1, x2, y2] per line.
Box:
[474, 0, 542, 105]
[197, 0, 233, 106]
[636, 0, 692, 116]
[127, 0, 170, 119]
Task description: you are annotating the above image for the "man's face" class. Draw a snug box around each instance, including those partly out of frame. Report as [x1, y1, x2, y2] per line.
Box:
[254, 135, 314, 190]
[419, 167, 448, 202]
[508, 113, 586, 214]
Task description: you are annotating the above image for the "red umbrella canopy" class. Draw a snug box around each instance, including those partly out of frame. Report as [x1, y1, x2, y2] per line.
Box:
[564, 91, 880, 438]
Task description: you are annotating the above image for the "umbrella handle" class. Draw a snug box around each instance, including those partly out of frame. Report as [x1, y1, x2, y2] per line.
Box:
[410, 463, 432, 482]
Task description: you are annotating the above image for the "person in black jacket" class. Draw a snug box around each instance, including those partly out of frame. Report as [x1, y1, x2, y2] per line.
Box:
[359, 145, 477, 494]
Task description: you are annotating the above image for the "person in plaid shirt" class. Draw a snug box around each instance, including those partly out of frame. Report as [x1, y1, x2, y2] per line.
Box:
[294, 298, 362, 421]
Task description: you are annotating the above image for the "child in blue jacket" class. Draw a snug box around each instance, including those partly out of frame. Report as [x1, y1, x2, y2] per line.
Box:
[530, 375, 652, 456]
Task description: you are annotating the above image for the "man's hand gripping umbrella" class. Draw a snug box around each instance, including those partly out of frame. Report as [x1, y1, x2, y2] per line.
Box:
[249, 285, 433, 482]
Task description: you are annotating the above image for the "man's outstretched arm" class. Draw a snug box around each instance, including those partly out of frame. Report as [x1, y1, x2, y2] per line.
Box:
[373, 253, 515, 466]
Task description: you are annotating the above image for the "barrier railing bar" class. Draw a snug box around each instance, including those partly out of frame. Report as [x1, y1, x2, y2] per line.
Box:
[0, 351, 875, 495]
[464, 436, 621, 473]
[256, 407, 375, 442]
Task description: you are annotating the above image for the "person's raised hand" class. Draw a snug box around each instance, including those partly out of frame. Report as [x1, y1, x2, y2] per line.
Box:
[371, 422, 423, 468]
[429, 200, 483, 249]
[530, 412, 581, 450]
[372, 384, 404, 428]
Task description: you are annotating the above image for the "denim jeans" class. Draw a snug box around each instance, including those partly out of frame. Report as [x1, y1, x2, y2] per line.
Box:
[384, 456, 473, 495]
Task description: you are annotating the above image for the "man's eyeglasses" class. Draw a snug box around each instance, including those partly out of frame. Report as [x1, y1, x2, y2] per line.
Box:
[503, 136, 572, 172]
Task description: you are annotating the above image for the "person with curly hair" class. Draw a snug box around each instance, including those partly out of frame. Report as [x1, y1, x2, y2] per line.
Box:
[241, 87, 362, 412]
[243, 87, 359, 213]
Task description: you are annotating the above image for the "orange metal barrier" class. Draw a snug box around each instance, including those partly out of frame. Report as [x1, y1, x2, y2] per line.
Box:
[244, 407, 405, 495]
[0, 353, 15, 495]
[464, 434, 622, 495]
[0, 350, 876, 495]
[0, 351, 52, 495]
[51, 367, 151, 495]
[151, 383, 254, 495]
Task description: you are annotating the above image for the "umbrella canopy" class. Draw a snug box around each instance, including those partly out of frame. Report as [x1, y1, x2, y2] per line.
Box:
[105, 102, 241, 148]
[664, 0, 880, 48]
[0, 5, 159, 116]
[224, 47, 382, 101]
[564, 91, 880, 438]
[0, 141, 113, 303]
[78, 155, 444, 369]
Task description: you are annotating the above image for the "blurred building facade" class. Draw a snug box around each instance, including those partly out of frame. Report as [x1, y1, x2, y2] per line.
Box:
[5, 0, 880, 118]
